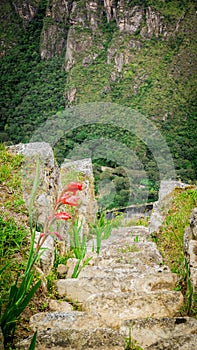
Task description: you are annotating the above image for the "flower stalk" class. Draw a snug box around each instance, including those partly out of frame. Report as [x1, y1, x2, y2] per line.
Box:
[0, 153, 83, 348]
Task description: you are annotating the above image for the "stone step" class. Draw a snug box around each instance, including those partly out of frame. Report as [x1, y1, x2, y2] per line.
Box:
[19, 313, 197, 350]
[87, 226, 150, 249]
[120, 317, 197, 349]
[83, 290, 183, 327]
[23, 224, 194, 350]
[56, 272, 178, 302]
[17, 311, 125, 350]
[88, 238, 163, 269]
[79, 262, 170, 279]
[146, 334, 197, 350]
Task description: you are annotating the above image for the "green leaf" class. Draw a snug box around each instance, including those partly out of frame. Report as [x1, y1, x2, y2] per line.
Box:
[28, 331, 37, 350]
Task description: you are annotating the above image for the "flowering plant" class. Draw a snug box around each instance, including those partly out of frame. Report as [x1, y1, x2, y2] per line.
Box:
[35, 182, 83, 254]
[0, 156, 83, 348]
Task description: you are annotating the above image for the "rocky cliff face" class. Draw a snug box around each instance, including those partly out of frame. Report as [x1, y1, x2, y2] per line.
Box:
[36, 0, 196, 105]
[40, 1, 167, 66]
[11, 0, 40, 23]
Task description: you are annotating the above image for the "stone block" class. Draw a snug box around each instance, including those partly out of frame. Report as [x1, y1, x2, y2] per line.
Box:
[120, 317, 197, 349]
[83, 290, 183, 327]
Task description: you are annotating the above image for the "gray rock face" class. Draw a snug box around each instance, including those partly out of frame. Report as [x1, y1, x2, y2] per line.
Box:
[40, 0, 70, 59]
[141, 6, 165, 38]
[146, 334, 197, 350]
[190, 207, 197, 239]
[184, 207, 197, 293]
[16, 311, 124, 350]
[12, 0, 40, 25]
[39, 0, 174, 85]
[121, 317, 197, 349]
[117, 5, 144, 33]
[149, 181, 189, 234]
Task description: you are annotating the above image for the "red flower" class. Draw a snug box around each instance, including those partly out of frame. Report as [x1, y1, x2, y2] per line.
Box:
[65, 182, 83, 195]
[59, 194, 80, 206]
[54, 212, 72, 220]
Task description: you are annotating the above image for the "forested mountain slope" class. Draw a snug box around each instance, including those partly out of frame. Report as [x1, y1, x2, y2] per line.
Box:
[0, 0, 196, 208]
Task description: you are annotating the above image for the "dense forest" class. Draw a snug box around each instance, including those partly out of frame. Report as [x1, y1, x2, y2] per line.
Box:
[0, 0, 196, 209]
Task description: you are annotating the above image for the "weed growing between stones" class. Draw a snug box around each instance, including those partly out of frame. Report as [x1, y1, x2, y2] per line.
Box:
[90, 211, 113, 254]
[118, 244, 140, 254]
[68, 219, 92, 278]
[124, 327, 143, 350]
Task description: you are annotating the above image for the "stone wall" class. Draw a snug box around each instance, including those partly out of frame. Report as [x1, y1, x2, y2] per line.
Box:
[9, 142, 97, 274]
[149, 180, 189, 234]
[184, 208, 197, 293]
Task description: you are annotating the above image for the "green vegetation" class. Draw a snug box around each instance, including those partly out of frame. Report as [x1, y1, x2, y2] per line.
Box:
[0, 147, 87, 348]
[125, 327, 143, 350]
[0, 145, 28, 308]
[123, 216, 149, 227]
[0, 0, 65, 143]
[90, 211, 113, 254]
[0, 146, 40, 349]
[0, 0, 196, 211]
[69, 219, 92, 278]
[0, 144, 197, 349]
[155, 187, 197, 315]
[119, 244, 140, 254]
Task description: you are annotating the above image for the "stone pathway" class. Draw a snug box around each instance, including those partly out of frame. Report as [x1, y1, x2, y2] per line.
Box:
[18, 226, 197, 350]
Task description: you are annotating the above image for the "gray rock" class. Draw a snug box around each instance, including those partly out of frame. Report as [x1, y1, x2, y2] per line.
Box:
[35, 231, 55, 275]
[120, 317, 197, 349]
[187, 240, 197, 291]
[49, 299, 73, 312]
[117, 6, 144, 34]
[56, 263, 67, 277]
[17, 327, 124, 350]
[30, 311, 102, 332]
[56, 272, 178, 303]
[146, 334, 197, 350]
[158, 181, 189, 202]
[149, 181, 190, 234]
[184, 207, 197, 293]
[190, 207, 197, 239]
[141, 7, 165, 38]
[83, 291, 183, 327]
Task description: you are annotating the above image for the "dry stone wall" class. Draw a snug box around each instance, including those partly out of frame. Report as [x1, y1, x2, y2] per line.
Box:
[9, 142, 97, 274]
[149, 180, 190, 234]
[184, 207, 197, 293]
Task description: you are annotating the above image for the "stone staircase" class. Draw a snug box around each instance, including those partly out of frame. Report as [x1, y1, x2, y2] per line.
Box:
[18, 226, 197, 350]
